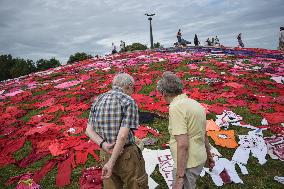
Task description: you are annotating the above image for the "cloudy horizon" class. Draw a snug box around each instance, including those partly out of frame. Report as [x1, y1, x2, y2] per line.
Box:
[0, 0, 283, 64]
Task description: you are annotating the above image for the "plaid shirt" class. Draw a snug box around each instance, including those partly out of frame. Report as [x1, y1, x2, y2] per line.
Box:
[87, 86, 139, 144]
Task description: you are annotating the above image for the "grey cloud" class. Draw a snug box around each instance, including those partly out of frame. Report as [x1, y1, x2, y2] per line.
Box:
[0, 0, 283, 64]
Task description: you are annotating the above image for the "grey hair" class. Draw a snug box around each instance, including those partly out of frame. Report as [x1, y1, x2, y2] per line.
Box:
[112, 73, 134, 88]
[157, 71, 183, 96]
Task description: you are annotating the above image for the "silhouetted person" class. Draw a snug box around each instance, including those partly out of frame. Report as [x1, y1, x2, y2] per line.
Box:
[237, 33, 244, 48]
[215, 36, 220, 46]
[177, 29, 182, 45]
[279, 27, 284, 51]
[206, 38, 212, 46]
[194, 34, 200, 46]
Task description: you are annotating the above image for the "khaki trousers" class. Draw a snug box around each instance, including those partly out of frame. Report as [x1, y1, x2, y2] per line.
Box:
[100, 145, 149, 189]
[173, 163, 205, 189]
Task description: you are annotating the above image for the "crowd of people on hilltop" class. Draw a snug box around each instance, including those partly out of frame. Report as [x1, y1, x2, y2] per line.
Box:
[175, 29, 241, 48]
[110, 27, 284, 54]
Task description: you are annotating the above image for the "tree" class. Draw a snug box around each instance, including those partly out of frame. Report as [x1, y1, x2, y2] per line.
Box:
[9, 58, 36, 78]
[125, 43, 148, 52]
[67, 52, 93, 64]
[0, 54, 15, 81]
[154, 42, 163, 48]
[36, 58, 61, 71]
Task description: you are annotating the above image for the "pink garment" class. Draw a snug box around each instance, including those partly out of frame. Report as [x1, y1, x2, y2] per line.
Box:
[264, 135, 284, 161]
[79, 167, 102, 189]
[55, 80, 81, 89]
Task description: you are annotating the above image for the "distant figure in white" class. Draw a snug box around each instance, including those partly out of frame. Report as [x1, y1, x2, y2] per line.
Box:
[111, 42, 117, 54]
[120, 40, 126, 52]
[279, 27, 284, 51]
[214, 36, 220, 46]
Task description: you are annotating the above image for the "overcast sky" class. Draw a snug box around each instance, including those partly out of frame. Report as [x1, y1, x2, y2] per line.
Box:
[0, 0, 283, 64]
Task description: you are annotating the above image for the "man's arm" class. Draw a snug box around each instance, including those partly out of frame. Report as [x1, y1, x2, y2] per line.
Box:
[85, 124, 114, 154]
[174, 134, 189, 177]
[173, 134, 188, 189]
[204, 132, 215, 169]
[102, 127, 129, 178]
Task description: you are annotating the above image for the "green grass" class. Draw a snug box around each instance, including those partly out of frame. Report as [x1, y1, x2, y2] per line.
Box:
[13, 141, 32, 161]
[32, 90, 48, 96]
[21, 109, 42, 122]
[232, 107, 262, 126]
[139, 84, 156, 95]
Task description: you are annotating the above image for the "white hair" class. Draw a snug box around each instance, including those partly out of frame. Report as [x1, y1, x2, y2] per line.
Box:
[157, 71, 183, 96]
[112, 73, 134, 88]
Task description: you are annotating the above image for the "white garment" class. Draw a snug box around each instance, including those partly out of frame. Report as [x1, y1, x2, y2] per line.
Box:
[271, 76, 284, 84]
[232, 131, 267, 174]
[142, 149, 159, 189]
[201, 158, 244, 186]
[215, 110, 243, 129]
[142, 148, 174, 189]
[157, 149, 174, 189]
[261, 118, 268, 125]
[274, 176, 284, 185]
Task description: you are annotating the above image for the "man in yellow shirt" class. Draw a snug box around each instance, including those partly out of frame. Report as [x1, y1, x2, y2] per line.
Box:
[157, 72, 214, 189]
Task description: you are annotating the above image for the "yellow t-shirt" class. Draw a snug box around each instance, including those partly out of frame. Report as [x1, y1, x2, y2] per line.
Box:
[169, 94, 207, 168]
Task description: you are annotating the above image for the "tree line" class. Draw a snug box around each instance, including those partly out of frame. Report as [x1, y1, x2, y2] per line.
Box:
[0, 42, 162, 82]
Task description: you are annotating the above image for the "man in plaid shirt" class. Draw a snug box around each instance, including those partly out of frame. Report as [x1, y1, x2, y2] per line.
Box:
[85, 73, 148, 189]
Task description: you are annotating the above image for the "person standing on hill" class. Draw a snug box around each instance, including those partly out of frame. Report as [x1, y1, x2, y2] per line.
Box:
[157, 72, 214, 189]
[237, 33, 244, 48]
[120, 40, 126, 52]
[177, 29, 182, 45]
[215, 36, 220, 46]
[86, 73, 148, 189]
[194, 34, 200, 46]
[279, 27, 284, 51]
[112, 42, 117, 54]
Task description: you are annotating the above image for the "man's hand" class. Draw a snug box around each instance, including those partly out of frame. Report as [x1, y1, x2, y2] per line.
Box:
[102, 161, 114, 179]
[102, 142, 115, 154]
[173, 177, 184, 189]
[206, 154, 215, 170]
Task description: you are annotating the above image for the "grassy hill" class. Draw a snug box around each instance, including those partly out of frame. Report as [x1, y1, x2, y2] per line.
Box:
[0, 46, 283, 188]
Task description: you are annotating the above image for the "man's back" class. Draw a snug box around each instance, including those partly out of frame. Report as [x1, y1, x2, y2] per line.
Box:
[89, 86, 138, 144]
[168, 94, 207, 168]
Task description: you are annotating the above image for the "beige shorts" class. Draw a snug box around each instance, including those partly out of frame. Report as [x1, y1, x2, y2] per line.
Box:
[173, 163, 205, 189]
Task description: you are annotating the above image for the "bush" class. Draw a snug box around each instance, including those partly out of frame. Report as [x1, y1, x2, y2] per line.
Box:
[67, 52, 93, 64]
[125, 43, 148, 52]
[36, 58, 61, 71]
[10, 59, 36, 78]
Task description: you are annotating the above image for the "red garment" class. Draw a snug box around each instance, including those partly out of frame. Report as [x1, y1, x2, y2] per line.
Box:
[76, 149, 100, 165]
[33, 98, 55, 108]
[262, 113, 284, 124]
[79, 167, 102, 189]
[5, 106, 27, 118]
[33, 159, 58, 183]
[44, 104, 65, 114]
[209, 104, 230, 114]
[226, 99, 247, 107]
[56, 152, 76, 187]
[2, 137, 26, 156]
[223, 82, 244, 89]
[17, 150, 49, 168]
[134, 125, 160, 139]
[49, 141, 68, 156]
[0, 154, 15, 167]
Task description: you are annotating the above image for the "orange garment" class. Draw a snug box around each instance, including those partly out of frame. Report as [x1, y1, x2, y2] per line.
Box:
[207, 130, 238, 148]
[206, 120, 220, 131]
